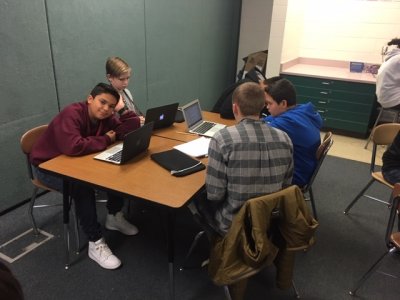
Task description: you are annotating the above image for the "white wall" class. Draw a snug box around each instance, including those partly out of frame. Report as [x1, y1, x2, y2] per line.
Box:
[280, 0, 400, 66]
[238, 0, 400, 77]
[265, 0, 293, 77]
[236, 0, 273, 74]
[266, 0, 310, 77]
[279, 0, 306, 65]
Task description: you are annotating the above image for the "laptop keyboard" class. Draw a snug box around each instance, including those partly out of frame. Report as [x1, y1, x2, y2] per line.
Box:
[107, 150, 122, 162]
[194, 122, 215, 134]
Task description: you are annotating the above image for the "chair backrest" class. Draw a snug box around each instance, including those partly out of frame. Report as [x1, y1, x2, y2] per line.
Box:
[303, 132, 333, 193]
[370, 123, 400, 172]
[372, 123, 400, 146]
[208, 185, 318, 287]
[20, 125, 48, 179]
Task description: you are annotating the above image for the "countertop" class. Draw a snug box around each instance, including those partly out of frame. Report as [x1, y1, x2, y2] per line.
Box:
[280, 58, 377, 84]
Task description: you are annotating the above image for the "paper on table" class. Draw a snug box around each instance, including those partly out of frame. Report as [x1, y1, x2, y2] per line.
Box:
[173, 136, 211, 157]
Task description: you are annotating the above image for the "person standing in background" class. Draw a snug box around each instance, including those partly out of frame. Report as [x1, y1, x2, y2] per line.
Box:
[376, 37, 400, 109]
[106, 56, 145, 125]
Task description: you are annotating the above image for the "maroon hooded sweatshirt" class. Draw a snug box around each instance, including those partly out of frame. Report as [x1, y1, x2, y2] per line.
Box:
[30, 101, 140, 166]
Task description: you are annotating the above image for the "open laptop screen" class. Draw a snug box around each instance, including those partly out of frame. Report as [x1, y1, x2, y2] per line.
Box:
[183, 100, 203, 128]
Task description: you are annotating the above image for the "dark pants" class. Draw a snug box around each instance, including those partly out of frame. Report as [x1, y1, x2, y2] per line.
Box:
[382, 168, 400, 231]
[382, 168, 400, 186]
[188, 187, 223, 238]
[33, 166, 123, 242]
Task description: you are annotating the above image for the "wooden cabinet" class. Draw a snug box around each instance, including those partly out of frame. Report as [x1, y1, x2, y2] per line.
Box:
[282, 74, 376, 138]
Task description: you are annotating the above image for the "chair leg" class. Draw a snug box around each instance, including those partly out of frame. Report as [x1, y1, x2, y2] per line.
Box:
[365, 108, 383, 149]
[292, 280, 300, 298]
[308, 187, 318, 220]
[72, 202, 81, 254]
[344, 179, 375, 214]
[223, 285, 232, 300]
[227, 279, 248, 300]
[397, 211, 400, 232]
[64, 191, 73, 270]
[223, 279, 299, 299]
[28, 187, 40, 236]
[179, 230, 205, 270]
[349, 247, 396, 296]
[64, 223, 70, 270]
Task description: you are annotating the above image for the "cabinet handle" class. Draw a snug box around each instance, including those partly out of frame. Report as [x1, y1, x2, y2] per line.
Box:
[321, 81, 330, 85]
[317, 110, 325, 113]
[318, 101, 327, 104]
[320, 91, 328, 95]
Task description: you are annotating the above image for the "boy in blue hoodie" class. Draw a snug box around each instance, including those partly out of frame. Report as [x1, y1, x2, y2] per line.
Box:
[263, 77, 323, 187]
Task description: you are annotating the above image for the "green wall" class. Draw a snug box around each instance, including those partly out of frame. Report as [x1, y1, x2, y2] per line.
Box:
[0, 0, 241, 212]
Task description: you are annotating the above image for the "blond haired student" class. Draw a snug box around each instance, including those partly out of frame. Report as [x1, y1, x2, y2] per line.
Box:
[106, 56, 145, 125]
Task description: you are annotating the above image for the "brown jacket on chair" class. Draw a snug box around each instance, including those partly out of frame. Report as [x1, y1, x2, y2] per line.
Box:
[208, 185, 318, 289]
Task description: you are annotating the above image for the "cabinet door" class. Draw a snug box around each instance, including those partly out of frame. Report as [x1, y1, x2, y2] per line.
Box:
[284, 74, 375, 137]
[298, 97, 372, 114]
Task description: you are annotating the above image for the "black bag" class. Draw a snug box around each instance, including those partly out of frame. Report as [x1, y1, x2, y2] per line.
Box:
[151, 149, 205, 177]
[212, 67, 267, 119]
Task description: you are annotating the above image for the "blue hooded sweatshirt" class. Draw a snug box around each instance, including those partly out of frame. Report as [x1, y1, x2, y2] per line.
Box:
[263, 102, 323, 186]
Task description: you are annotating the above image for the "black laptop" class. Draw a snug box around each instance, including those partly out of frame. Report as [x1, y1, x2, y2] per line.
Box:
[94, 122, 154, 164]
[144, 103, 179, 129]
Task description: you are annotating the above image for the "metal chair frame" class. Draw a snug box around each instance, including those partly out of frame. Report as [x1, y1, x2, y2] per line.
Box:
[344, 123, 400, 214]
[349, 183, 400, 296]
[181, 194, 303, 299]
[302, 131, 333, 220]
[21, 125, 80, 269]
[365, 106, 400, 149]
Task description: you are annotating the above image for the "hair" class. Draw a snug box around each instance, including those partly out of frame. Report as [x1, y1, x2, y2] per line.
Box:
[265, 75, 283, 86]
[265, 78, 297, 106]
[388, 38, 400, 48]
[0, 262, 24, 300]
[232, 82, 265, 116]
[90, 83, 120, 103]
[105, 56, 131, 77]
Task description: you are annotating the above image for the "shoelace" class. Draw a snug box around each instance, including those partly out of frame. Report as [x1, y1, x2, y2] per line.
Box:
[96, 243, 112, 257]
[116, 214, 131, 227]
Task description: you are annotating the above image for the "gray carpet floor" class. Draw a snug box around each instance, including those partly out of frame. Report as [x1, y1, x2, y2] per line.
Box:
[1, 155, 400, 300]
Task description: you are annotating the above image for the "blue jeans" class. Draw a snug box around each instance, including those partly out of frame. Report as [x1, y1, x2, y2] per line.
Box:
[32, 166, 124, 242]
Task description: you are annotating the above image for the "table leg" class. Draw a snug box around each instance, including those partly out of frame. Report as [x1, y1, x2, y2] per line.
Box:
[63, 179, 70, 269]
[167, 209, 176, 300]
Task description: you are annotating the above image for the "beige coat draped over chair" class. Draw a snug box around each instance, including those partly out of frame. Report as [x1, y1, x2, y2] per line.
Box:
[208, 185, 318, 289]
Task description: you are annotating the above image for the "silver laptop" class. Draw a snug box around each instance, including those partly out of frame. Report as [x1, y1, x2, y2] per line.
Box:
[181, 99, 225, 137]
[94, 122, 154, 164]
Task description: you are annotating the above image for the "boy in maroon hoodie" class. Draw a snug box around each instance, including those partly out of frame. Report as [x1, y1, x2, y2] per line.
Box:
[30, 82, 141, 269]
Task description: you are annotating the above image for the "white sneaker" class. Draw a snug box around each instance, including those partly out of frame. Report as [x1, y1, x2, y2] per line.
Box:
[88, 238, 121, 269]
[105, 211, 139, 236]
